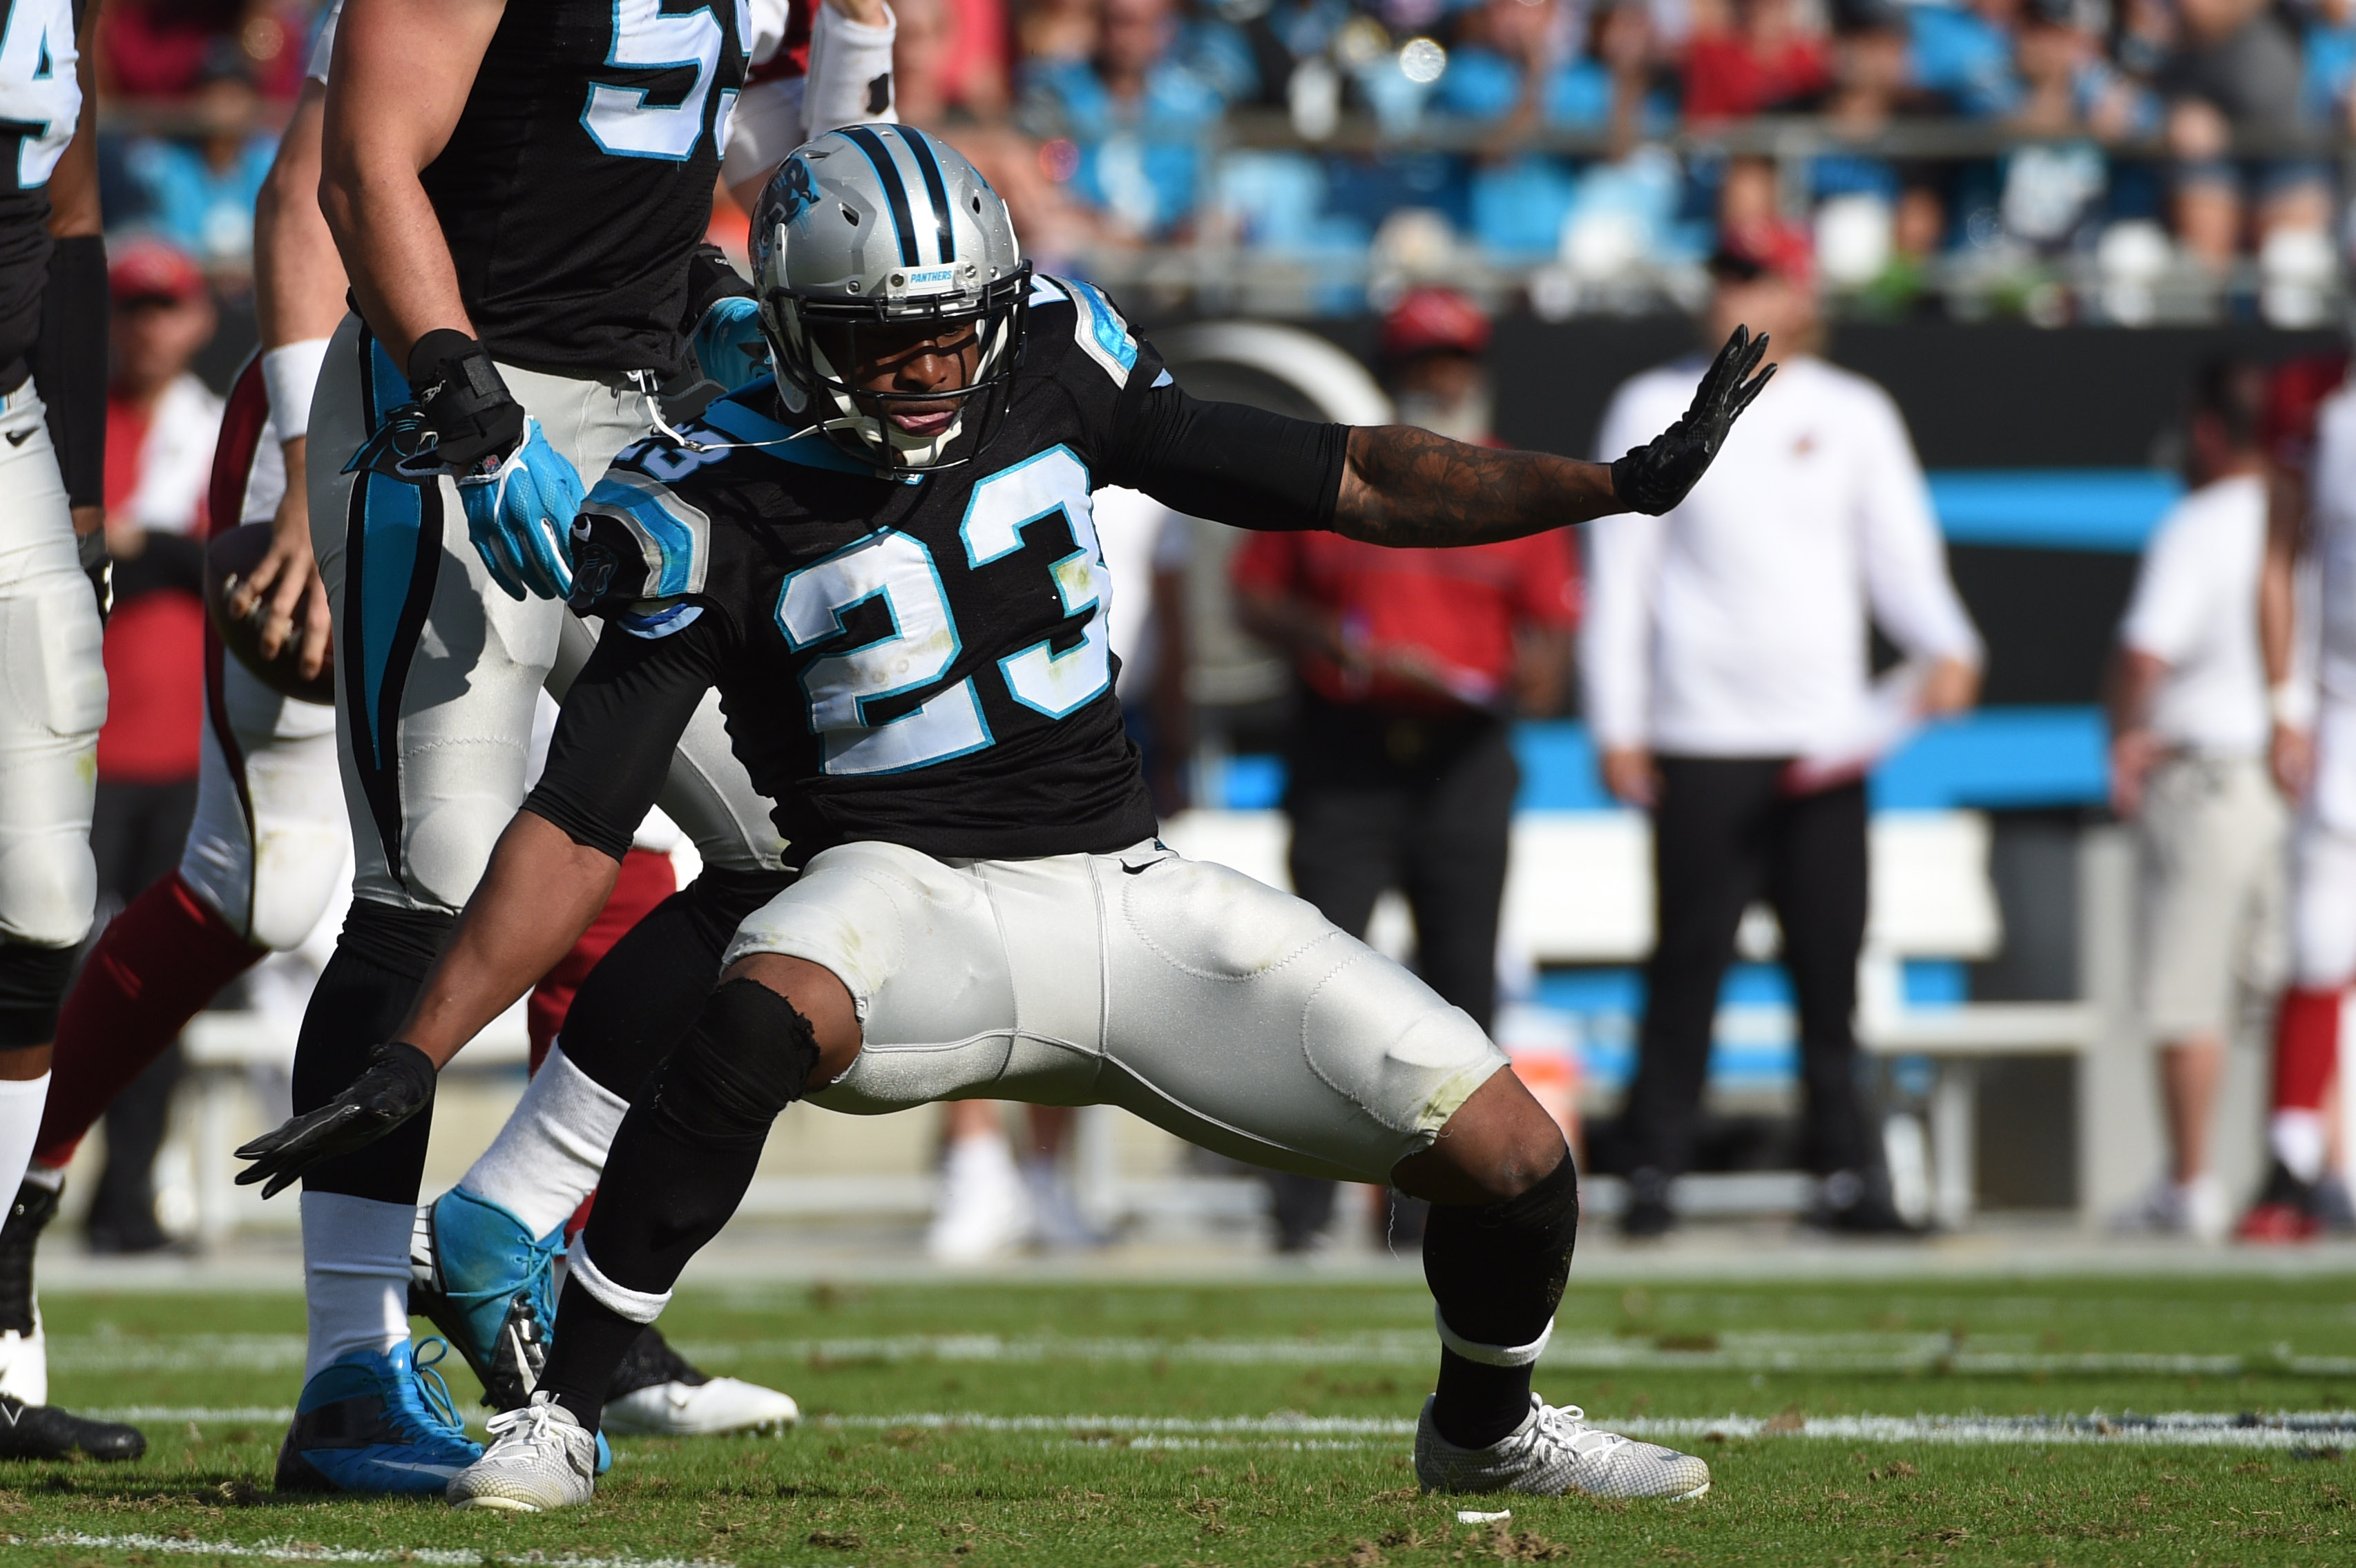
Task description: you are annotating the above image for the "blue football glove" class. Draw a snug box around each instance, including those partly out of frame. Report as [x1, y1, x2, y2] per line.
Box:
[689, 294, 768, 392]
[456, 417, 585, 601]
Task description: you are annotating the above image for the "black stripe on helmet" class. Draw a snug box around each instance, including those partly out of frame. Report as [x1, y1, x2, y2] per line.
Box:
[899, 127, 957, 265]
[840, 124, 920, 267]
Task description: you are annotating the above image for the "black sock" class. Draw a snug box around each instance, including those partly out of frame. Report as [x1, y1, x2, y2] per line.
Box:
[1423, 1154, 1579, 1451]
[541, 1275, 647, 1432]
[291, 901, 451, 1203]
[544, 978, 818, 1431]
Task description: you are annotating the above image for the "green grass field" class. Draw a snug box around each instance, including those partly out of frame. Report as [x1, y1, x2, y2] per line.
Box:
[7, 1272, 2355, 1567]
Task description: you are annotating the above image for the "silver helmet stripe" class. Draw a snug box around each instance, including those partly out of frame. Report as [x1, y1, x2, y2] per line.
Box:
[837, 123, 922, 267]
[898, 127, 958, 266]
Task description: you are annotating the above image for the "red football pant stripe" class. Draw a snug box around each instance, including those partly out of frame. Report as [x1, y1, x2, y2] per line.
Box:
[2270, 986, 2341, 1113]
[35, 874, 264, 1169]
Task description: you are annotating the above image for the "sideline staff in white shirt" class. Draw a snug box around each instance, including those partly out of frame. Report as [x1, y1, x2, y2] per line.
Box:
[2107, 358, 2287, 1244]
[1582, 236, 1982, 1239]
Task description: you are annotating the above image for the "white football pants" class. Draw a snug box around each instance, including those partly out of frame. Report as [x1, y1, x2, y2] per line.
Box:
[307, 313, 783, 917]
[0, 380, 102, 952]
[727, 839, 1513, 1183]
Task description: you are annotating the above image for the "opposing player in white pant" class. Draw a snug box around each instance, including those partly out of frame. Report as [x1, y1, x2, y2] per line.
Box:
[2250, 361, 2356, 1241]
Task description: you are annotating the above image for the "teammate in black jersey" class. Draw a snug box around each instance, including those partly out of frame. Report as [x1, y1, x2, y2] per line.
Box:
[280, 0, 912, 1496]
[0, 0, 148, 1464]
[240, 126, 1771, 1510]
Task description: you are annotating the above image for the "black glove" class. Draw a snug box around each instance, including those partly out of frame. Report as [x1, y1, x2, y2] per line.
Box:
[407, 329, 525, 472]
[77, 528, 109, 624]
[234, 1041, 436, 1198]
[1609, 325, 1776, 516]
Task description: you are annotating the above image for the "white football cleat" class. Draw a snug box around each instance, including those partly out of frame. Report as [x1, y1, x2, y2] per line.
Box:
[604, 1377, 800, 1436]
[1414, 1395, 1711, 1501]
[447, 1393, 597, 1512]
[927, 1131, 1029, 1263]
[598, 1327, 798, 1437]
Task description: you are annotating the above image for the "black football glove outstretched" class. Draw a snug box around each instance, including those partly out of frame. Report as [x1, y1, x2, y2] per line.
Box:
[1609, 325, 1776, 516]
[233, 1042, 436, 1199]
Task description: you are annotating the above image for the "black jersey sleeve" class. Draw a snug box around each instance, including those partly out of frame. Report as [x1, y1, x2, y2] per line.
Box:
[524, 609, 731, 859]
[1101, 378, 1347, 533]
[1031, 276, 1350, 532]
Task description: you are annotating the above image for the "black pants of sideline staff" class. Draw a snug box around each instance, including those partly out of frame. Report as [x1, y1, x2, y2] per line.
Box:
[1268, 696, 1517, 1252]
[1617, 758, 1874, 1202]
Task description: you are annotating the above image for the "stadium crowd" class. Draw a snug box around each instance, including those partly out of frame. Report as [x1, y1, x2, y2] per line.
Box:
[79, 0, 2356, 318]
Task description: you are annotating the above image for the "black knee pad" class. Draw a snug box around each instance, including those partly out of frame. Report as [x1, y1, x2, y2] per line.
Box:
[0, 943, 75, 1048]
[1422, 1154, 1580, 1348]
[644, 978, 820, 1149]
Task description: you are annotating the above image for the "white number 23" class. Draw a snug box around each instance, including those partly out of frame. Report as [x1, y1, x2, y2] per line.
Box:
[775, 450, 1113, 777]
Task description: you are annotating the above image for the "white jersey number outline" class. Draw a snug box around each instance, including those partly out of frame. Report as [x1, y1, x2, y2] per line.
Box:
[776, 448, 1113, 774]
[582, 0, 743, 161]
[0, 0, 79, 191]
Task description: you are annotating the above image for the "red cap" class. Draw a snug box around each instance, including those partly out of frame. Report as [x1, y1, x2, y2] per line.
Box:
[1709, 220, 1815, 292]
[109, 238, 206, 305]
[1379, 287, 1491, 363]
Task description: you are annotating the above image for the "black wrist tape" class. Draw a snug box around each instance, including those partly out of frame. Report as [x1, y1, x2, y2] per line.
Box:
[405, 329, 524, 470]
[35, 236, 108, 510]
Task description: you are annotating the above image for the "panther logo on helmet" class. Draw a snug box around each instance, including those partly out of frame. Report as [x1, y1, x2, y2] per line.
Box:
[751, 124, 1028, 471]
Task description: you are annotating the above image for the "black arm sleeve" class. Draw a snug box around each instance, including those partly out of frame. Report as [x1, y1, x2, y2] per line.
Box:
[524, 611, 731, 859]
[34, 235, 106, 509]
[1101, 378, 1348, 533]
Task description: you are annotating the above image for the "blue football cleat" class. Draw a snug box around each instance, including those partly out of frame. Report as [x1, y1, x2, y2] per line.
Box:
[409, 1189, 564, 1413]
[274, 1339, 483, 1495]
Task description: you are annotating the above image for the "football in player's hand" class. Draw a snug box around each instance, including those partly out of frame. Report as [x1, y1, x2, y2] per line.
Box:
[204, 523, 335, 706]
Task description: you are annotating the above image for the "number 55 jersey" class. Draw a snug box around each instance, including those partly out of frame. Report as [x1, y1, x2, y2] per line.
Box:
[424, 0, 748, 375]
[536, 278, 1347, 864]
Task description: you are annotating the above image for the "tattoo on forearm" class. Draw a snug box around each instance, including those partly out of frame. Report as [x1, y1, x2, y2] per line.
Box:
[1337, 426, 1613, 546]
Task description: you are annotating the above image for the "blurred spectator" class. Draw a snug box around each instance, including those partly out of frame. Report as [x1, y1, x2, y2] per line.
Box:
[2301, 0, 2356, 130]
[1683, 0, 1831, 122]
[1019, 0, 1230, 237]
[1231, 289, 1578, 1251]
[1995, 0, 2152, 251]
[1583, 233, 1981, 1239]
[1017, 0, 1098, 65]
[89, 240, 222, 1254]
[99, 0, 307, 100]
[2105, 357, 2283, 1245]
[899, 0, 1106, 269]
[1434, 0, 1675, 139]
[2011, 0, 2147, 139]
[122, 47, 275, 272]
[2159, 0, 2325, 268]
[1906, 0, 2023, 119]
[939, 0, 1014, 117]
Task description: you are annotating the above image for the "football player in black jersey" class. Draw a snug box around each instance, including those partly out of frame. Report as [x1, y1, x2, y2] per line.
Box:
[275, 0, 909, 1496]
[0, 0, 146, 1464]
[241, 126, 1769, 1510]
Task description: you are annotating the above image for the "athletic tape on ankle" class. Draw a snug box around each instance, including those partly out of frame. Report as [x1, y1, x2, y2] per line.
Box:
[1434, 1306, 1554, 1368]
[570, 1244, 671, 1326]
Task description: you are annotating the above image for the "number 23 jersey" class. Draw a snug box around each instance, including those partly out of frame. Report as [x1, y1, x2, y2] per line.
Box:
[536, 278, 1341, 865]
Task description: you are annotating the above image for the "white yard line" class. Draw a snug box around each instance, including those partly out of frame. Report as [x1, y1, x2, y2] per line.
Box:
[821, 1409, 2356, 1450]
[49, 1330, 2356, 1378]
[15, 1535, 728, 1567]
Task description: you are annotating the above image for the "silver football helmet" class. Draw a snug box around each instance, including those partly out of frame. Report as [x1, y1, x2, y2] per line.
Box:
[751, 124, 1027, 470]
